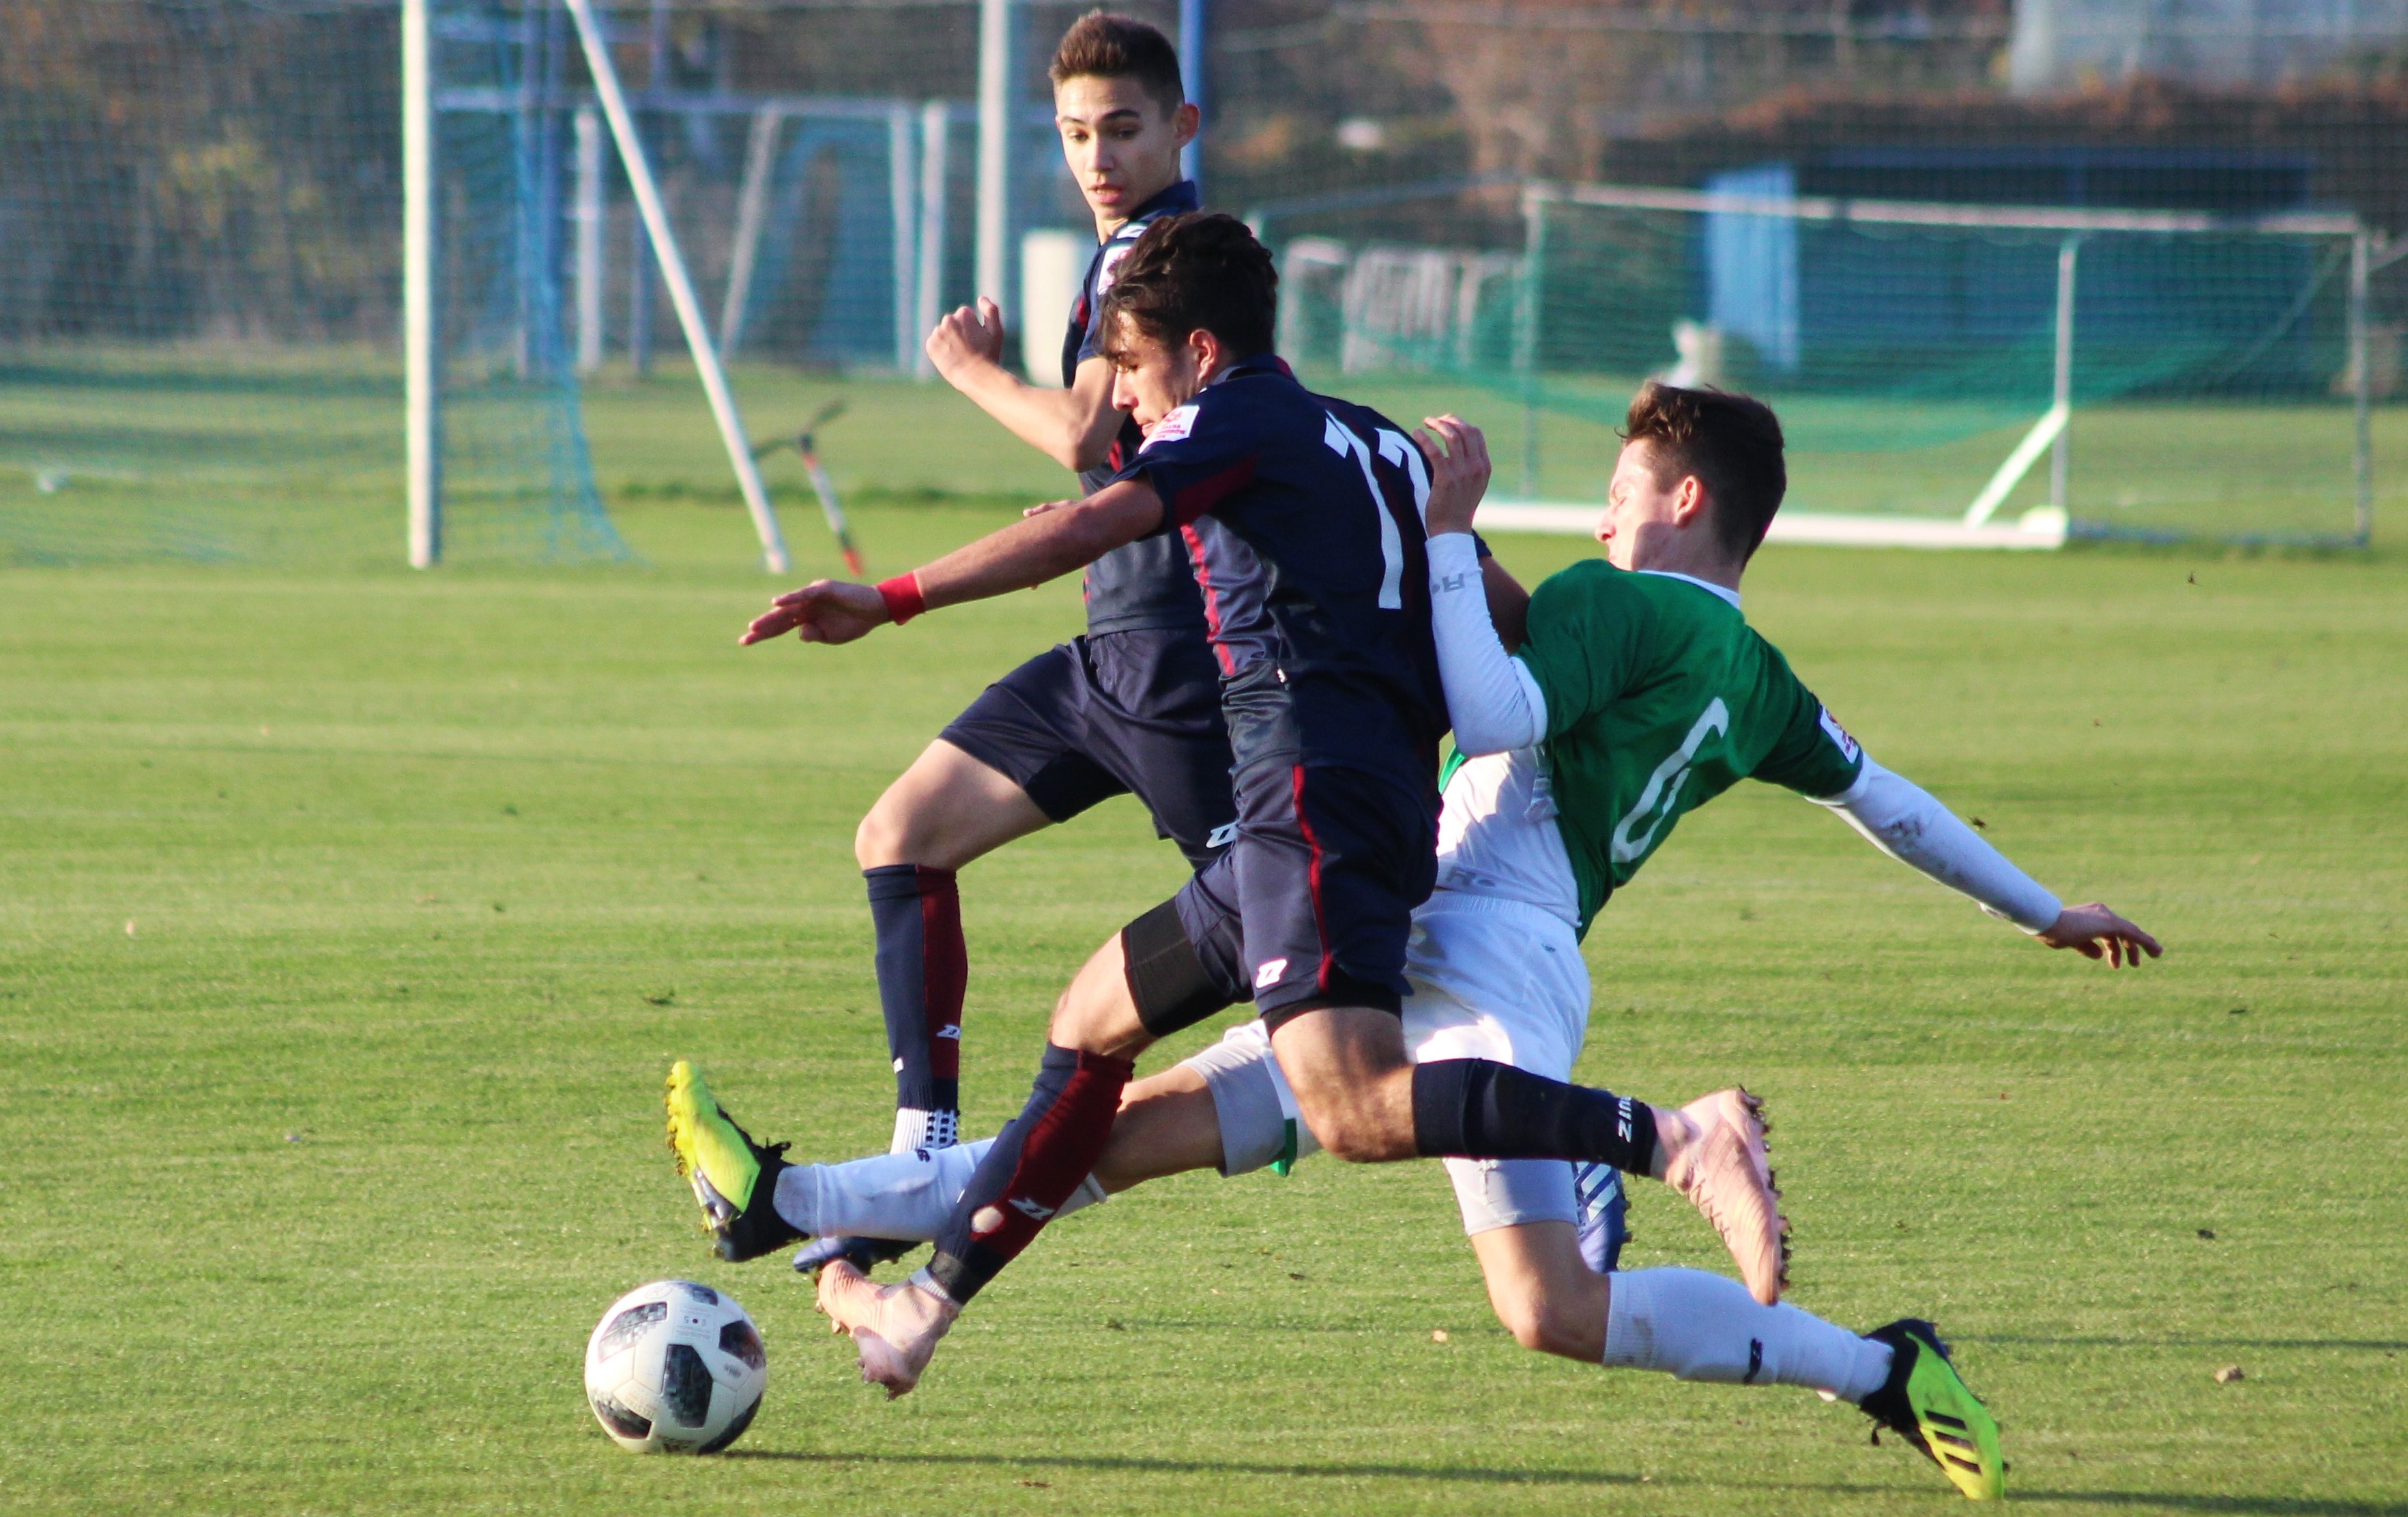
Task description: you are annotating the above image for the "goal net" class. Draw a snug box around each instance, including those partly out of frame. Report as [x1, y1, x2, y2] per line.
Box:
[0, 0, 629, 567]
[1274, 182, 2379, 548]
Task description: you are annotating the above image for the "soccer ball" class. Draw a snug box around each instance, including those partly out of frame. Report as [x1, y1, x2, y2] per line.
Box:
[583, 1280, 767, 1454]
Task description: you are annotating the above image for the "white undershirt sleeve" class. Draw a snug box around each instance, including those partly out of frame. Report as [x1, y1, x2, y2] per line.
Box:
[1427, 531, 1546, 755]
[1812, 756, 2063, 933]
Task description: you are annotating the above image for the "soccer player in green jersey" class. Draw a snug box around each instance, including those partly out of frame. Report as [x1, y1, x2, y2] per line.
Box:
[685, 382, 2154, 1498]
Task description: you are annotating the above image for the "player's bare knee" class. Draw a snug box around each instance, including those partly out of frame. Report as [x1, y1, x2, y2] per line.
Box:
[1296, 1093, 1410, 1164]
[852, 798, 914, 869]
[1489, 1296, 1552, 1354]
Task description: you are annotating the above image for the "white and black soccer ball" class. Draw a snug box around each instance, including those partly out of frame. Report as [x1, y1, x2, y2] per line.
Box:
[583, 1280, 767, 1454]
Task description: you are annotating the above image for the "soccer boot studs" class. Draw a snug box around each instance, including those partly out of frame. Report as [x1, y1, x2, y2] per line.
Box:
[1659, 1086, 1788, 1305]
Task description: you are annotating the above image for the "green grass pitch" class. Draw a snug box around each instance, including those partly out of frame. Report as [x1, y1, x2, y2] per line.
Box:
[2, 370, 2405, 1515]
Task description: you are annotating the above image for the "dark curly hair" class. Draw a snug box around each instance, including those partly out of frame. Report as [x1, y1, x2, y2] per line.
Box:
[1099, 212, 1278, 362]
[1621, 381, 1787, 560]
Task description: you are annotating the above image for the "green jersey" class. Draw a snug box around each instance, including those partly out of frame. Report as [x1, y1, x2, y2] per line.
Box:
[1512, 562, 1863, 934]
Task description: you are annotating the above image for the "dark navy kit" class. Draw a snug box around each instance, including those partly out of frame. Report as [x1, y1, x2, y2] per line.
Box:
[936, 179, 1237, 866]
[1114, 354, 1449, 1025]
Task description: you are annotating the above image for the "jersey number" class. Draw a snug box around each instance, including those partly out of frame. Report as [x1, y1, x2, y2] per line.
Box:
[1610, 699, 1730, 865]
[1322, 413, 1425, 610]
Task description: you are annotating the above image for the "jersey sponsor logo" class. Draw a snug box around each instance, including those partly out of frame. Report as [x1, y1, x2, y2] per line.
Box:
[1254, 956, 1289, 989]
[1206, 821, 1240, 850]
[1140, 403, 1199, 452]
[1610, 698, 1730, 865]
[1816, 705, 1861, 764]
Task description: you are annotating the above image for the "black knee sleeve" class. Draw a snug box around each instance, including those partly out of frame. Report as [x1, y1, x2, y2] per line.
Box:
[1122, 898, 1234, 1038]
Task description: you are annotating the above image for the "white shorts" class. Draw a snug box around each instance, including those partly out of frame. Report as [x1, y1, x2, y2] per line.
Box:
[1183, 890, 1592, 1236]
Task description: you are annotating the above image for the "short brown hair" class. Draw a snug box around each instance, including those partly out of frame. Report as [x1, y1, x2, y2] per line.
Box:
[1621, 382, 1786, 560]
[1101, 213, 1277, 361]
[1049, 11, 1184, 111]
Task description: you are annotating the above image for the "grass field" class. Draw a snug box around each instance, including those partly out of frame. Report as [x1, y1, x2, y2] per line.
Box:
[5, 352, 2405, 567]
[4, 369, 2407, 1516]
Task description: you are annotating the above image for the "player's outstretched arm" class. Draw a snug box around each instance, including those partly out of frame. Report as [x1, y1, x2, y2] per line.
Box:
[740, 478, 1165, 647]
[1814, 760, 2162, 968]
[927, 299, 1124, 473]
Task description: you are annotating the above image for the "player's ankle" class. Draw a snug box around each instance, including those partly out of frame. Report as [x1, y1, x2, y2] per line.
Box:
[1644, 1102, 1699, 1181]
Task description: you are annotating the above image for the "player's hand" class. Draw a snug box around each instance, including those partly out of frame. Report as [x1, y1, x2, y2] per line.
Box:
[2036, 903, 2162, 968]
[739, 579, 891, 647]
[1415, 415, 1492, 537]
[1022, 497, 1079, 518]
[925, 297, 1006, 377]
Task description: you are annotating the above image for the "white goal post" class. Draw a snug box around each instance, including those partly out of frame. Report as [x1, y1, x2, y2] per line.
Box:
[1492, 179, 2375, 551]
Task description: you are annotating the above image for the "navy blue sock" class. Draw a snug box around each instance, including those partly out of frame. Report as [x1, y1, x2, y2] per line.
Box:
[1410, 1058, 1659, 1176]
[865, 865, 965, 1136]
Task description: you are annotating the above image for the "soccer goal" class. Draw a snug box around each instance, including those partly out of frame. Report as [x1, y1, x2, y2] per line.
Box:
[410, 0, 972, 572]
[1271, 179, 2382, 549]
[0, 0, 967, 570]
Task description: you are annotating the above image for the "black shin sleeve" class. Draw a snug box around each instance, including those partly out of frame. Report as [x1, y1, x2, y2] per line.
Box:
[1410, 1058, 1659, 1176]
[1122, 897, 1234, 1039]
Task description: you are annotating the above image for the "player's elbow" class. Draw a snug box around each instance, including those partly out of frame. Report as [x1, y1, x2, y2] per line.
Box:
[1065, 434, 1114, 474]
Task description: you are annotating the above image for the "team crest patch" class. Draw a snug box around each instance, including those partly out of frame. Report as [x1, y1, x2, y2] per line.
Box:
[1141, 403, 1199, 452]
[1817, 706, 1861, 763]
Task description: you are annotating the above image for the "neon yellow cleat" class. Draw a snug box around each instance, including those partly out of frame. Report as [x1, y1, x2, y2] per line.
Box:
[1861, 1319, 2005, 1499]
[663, 1060, 802, 1262]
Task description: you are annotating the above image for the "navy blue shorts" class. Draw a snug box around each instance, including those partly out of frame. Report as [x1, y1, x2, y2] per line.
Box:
[1171, 753, 1439, 1025]
[940, 629, 1236, 867]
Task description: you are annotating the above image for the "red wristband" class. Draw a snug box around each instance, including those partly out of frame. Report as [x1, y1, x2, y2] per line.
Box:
[876, 573, 927, 626]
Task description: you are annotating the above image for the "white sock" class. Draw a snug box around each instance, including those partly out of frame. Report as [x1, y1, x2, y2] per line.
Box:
[1602, 1267, 1893, 1403]
[892, 1107, 959, 1151]
[772, 1136, 1106, 1240]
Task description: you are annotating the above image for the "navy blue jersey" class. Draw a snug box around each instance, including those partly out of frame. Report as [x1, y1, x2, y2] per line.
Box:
[1062, 179, 1208, 638]
[1113, 355, 1448, 784]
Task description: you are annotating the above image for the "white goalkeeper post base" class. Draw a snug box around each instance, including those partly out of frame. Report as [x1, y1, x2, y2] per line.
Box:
[562, 0, 790, 575]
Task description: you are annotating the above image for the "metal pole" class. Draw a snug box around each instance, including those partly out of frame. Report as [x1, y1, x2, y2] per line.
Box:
[403, 0, 441, 568]
[562, 0, 791, 574]
[1178, 0, 1204, 190]
[536, 0, 568, 371]
[2351, 228, 2374, 546]
[720, 105, 785, 355]
[976, 0, 1014, 307]
[915, 100, 950, 380]
[889, 104, 919, 373]
[2050, 235, 2078, 514]
[629, 0, 669, 376]
[574, 105, 605, 373]
[1515, 186, 1546, 500]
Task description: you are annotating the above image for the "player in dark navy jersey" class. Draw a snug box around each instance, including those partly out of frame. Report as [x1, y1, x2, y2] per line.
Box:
[763, 19, 1237, 1261]
[724, 215, 1788, 1399]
